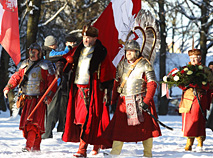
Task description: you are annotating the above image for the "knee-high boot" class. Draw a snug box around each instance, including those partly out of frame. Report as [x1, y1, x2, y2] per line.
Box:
[142, 138, 153, 157]
[184, 137, 195, 151]
[196, 136, 205, 147]
[90, 145, 100, 155]
[25, 130, 36, 151]
[33, 133, 41, 151]
[74, 139, 88, 157]
[110, 141, 124, 155]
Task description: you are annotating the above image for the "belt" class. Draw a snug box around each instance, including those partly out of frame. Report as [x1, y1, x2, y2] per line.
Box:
[25, 95, 39, 99]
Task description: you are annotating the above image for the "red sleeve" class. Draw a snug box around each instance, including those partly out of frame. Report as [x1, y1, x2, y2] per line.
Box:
[4, 69, 25, 91]
[143, 81, 157, 105]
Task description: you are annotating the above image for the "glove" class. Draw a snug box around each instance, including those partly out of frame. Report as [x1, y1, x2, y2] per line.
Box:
[44, 96, 52, 105]
[140, 101, 149, 111]
[3, 89, 9, 98]
[55, 61, 64, 79]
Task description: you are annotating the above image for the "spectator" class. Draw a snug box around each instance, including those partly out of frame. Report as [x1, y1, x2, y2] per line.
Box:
[206, 61, 213, 131]
[42, 35, 77, 139]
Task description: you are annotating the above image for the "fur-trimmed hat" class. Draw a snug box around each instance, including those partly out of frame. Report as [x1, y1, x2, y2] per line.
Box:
[188, 37, 201, 56]
[82, 24, 99, 37]
[188, 49, 201, 56]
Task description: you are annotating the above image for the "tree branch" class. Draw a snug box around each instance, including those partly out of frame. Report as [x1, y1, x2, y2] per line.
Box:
[38, 1, 68, 27]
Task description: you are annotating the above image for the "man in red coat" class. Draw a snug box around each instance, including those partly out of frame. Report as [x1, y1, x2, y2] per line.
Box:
[3, 43, 56, 152]
[62, 24, 113, 157]
[103, 40, 161, 157]
[178, 48, 212, 152]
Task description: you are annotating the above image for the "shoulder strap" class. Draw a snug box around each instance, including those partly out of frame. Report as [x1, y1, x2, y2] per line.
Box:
[118, 57, 143, 92]
[19, 60, 40, 88]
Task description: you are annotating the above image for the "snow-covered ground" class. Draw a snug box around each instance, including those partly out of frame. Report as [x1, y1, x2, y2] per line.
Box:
[0, 110, 213, 158]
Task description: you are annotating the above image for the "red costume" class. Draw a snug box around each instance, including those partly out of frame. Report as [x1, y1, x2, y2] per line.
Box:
[178, 63, 212, 137]
[4, 58, 56, 151]
[103, 60, 161, 142]
[178, 47, 213, 151]
[62, 39, 113, 156]
[180, 86, 211, 137]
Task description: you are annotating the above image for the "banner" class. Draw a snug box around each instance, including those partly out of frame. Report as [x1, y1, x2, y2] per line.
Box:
[0, 0, 20, 65]
[93, 0, 141, 81]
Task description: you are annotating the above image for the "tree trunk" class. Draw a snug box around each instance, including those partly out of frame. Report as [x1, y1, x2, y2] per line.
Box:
[0, 49, 10, 112]
[26, 0, 42, 58]
[200, 0, 208, 65]
[158, 0, 168, 115]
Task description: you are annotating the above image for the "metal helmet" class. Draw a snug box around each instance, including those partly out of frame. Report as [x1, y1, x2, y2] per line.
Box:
[125, 40, 141, 58]
[28, 43, 42, 60]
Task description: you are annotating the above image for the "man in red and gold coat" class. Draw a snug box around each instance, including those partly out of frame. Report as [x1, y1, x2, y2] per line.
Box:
[3, 43, 56, 152]
[62, 24, 113, 157]
[178, 48, 212, 152]
[103, 40, 161, 157]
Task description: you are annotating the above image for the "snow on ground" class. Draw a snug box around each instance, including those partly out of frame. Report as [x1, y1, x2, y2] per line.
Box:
[0, 110, 213, 158]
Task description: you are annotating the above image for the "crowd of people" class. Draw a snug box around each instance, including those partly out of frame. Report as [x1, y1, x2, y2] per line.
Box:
[2, 23, 213, 157]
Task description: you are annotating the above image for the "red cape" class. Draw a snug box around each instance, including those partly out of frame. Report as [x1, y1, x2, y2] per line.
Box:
[62, 40, 112, 148]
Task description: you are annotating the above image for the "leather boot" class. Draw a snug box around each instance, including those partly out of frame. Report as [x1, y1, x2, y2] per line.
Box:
[25, 130, 36, 152]
[142, 138, 153, 157]
[73, 139, 88, 157]
[90, 145, 100, 155]
[33, 134, 41, 151]
[110, 141, 124, 155]
[184, 137, 195, 151]
[196, 136, 204, 152]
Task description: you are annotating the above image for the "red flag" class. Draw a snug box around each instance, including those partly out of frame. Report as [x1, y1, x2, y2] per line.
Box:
[0, 0, 20, 65]
[93, 0, 141, 82]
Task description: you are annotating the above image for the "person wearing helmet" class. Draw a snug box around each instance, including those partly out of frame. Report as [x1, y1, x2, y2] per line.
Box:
[103, 39, 161, 157]
[3, 42, 56, 152]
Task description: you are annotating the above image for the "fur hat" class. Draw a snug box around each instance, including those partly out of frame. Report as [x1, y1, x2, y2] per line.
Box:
[82, 24, 99, 37]
[188, 49, 201, 56]
[188, 37, 201, 56]
[65, 35, 77, 42]
[44, 35, 57, 46]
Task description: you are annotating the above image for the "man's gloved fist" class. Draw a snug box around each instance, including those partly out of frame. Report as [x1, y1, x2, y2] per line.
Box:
[44, 96, 52, 105]
[140, 101, 149, 111]
[55, 61, 64, 78]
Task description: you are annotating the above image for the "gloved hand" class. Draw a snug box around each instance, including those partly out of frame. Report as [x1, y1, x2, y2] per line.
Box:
[103, 89, 111, 106]
[44, 96, 52, 105]
[140, 101, 149, 111]
[3, 89, 9, 98]
[55, 61, 64, 79]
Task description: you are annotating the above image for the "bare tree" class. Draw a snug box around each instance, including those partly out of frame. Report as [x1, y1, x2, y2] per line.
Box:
[177, 0, 213, 65]
[158, 0, 169, 115]
[26, 0, 42, 57]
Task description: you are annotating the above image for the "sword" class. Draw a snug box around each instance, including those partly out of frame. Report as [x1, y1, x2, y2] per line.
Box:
[143, 108, 173, 131]
[194, 88, 207, 121]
